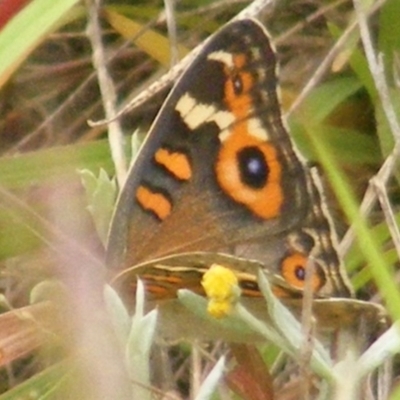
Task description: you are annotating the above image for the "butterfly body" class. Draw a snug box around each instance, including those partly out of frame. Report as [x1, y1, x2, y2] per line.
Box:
[106, 19, 355, 336]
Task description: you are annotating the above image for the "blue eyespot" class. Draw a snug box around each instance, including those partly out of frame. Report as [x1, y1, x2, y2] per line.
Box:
[237, 146, 268, 188]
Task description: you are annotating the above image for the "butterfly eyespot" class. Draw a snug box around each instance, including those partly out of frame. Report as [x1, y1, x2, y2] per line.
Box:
[281, 253, 324, 293]
[237, 146, 268, 188]
[215, 137, 283, 219]
[232, 73, 243, 95]
[294, 265, 305, 281]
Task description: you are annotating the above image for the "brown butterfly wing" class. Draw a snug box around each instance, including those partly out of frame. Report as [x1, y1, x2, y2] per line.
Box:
[106, 19, 352, 299]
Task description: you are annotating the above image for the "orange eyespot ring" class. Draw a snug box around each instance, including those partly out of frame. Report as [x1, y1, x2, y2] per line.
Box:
[280, 253, 324, 293]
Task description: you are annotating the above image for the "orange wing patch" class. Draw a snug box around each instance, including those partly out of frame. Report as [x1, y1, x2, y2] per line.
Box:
[224, 54, 254, 119]
[136, 185, 172, 220]
[155, 148, 192, 181]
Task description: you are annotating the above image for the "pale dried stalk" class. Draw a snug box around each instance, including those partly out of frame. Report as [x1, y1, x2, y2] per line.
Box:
[86, 0, 127, 186]
[164, 0, 179, 67]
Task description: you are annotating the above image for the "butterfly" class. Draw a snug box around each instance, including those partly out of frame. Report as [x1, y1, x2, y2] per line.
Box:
[105, 18, 383, 340]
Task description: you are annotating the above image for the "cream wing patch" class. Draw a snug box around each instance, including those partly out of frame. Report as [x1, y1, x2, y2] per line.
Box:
[176, 93, 235, 132]
[207, 50, 234, 67]
[247, 117, 269, 140]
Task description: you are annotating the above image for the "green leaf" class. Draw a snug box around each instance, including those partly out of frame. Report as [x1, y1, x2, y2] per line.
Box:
[301, 77, 362, 123]
[0, 140, 113, 189]
[0, 361, 72, 400]
[0, 141, 113, 260]
[0, 0, 81, 88]
[379, 0, 400, 76]
[290, 120, 380, 165]
[104, 8, 189, 66]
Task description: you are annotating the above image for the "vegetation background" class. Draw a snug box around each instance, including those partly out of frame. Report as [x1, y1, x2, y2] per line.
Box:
[0, 0, 399, 399]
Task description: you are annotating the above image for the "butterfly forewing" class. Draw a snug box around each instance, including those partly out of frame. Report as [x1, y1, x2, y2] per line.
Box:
[106, 19, 353, 303]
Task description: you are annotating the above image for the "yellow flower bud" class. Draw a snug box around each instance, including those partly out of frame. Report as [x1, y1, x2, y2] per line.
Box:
[201, 264, 241, 318]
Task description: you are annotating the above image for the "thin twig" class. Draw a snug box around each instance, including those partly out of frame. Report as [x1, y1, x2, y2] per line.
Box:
[191, 343, 202, 398]
[164, 0, 179, 67]
[179, 0, 249, 18]
[86, 0, 127, 187]
[300, 258, 316, 400]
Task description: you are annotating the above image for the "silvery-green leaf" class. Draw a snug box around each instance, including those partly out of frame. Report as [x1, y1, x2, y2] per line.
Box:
[356, 322, 400, 378]
[178, 289, 258, 337]
[194, 356, 225, 400]
[79, 168, 116, 245]
[103, 285, 130, 345]
[125, 309, 157, 400]
[257, 271, 333, 380]
[30, 280, 67, 304]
